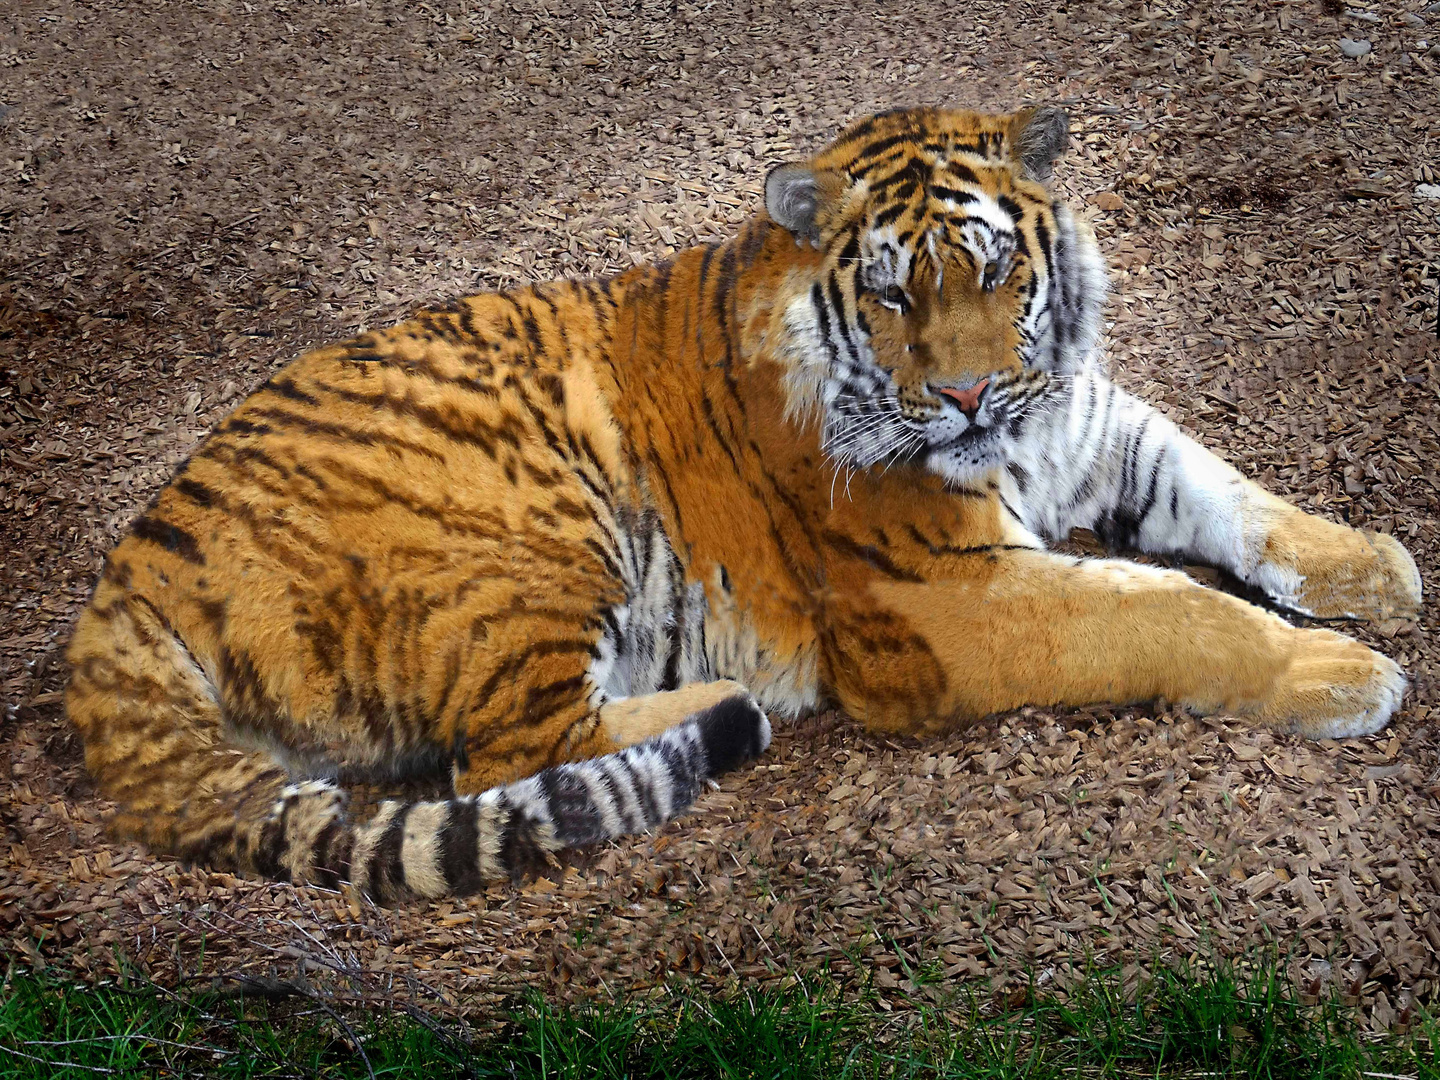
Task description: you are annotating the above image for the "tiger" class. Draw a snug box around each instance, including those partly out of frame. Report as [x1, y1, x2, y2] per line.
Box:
[65, 105, 1422, 903]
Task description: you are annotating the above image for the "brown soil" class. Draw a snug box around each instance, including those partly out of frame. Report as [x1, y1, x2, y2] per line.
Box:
[2, 0, 1438, 1029]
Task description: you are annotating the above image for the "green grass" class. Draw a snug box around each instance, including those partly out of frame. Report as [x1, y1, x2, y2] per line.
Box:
[1, 954, 1436, 1079]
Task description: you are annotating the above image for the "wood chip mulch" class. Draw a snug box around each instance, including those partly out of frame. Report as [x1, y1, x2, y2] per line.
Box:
[2, 0, 1438, 1031]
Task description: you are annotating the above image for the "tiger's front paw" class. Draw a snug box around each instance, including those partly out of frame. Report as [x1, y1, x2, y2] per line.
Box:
[1258, 628, 1405, 739]
[1255, 523, 1422, 622]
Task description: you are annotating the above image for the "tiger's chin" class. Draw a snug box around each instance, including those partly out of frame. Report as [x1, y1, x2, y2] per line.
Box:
[923, 427, 1009, 487]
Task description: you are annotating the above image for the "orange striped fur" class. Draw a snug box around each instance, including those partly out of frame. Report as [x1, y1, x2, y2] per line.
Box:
[66, 106, 1419, 901]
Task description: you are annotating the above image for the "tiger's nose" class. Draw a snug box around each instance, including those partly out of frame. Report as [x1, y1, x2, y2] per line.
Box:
[938, 378, 989, 420]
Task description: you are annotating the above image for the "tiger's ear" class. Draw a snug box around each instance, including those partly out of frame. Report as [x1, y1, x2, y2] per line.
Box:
[1009, 106, 1069, 183]
[764, 163, 822, 247]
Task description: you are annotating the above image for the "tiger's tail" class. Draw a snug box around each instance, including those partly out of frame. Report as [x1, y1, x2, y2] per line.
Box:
[66, 580, 770, 903]
[339, 700, 769, 901]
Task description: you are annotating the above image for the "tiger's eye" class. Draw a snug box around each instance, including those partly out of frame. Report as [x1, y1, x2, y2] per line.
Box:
[879, 284, 909, 312]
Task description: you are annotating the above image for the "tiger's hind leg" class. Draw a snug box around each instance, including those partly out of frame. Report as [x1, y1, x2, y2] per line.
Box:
[66, 582, 351, 886]
[451, 679, 772, 796]
[67, 577, 771, 902]
[361, 682, 770, 899]
[424, 685, 771, 883]
[350, 689, 771, 900]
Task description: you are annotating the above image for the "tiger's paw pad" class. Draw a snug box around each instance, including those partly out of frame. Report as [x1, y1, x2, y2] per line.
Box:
[1262, 629, 1406, 740]
[693, 694, 772, 777]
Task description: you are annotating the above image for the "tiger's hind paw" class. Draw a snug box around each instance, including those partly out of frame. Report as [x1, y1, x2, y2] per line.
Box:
[693, 693, 772, 777]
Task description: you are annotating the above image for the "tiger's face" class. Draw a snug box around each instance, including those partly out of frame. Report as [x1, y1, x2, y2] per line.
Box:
[765, 106, 1107, 487]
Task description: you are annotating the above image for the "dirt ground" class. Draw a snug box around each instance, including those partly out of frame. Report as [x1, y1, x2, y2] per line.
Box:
[2, 0, 1439, 1029]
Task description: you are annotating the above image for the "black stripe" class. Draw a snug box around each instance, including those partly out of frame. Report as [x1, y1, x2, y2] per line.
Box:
[539, 768, 603, 847]
[246, 404, 448, 462]
[821, 531, 924, 582]
[1124, 415, 1153, 511]
[220, 417, 272, 437]
[826, 275, 861, 366]
[467, 638, 594, 731]
[997, 194, 1024, 225]
[1007, 460, 1030, 495]
[438, 800, 485, 895]
[809, 282, 839, 365]
[618, 753, 662, 828]
[661, 624, 684, 692]
[998, 492, 1027, 525]
[1133, 440, 1164, 528]
[593, 764, 639, 834]
[870, 155, 930, 194]
[310, 819, 349, 890]
[848, 132, 916, 170]
[739, 220, 769, 268]
[654, 735, 702, 809]
[1117, 421, 1139, 511]
[712, 244, 739, 332]
[174, 477, 218, 508]
[1034, 216, 1054, 286]
[871, 202, 907, 229]
[264, 376, 320, 406]
[942, 161, 980, 185]
[306, 380, 526, 458]
[521, 309, 545, 353]
[929, 185, 976, 205]
[696, 238, 721, 290]
[520, 674, 588, 726]
[905, 524, 1035, 559]
[366, 804, 410, 901]
[130, 515, 206, 565]
[251, 810, 288, 880]
[699, 390, 745, 478]
[493, 794, 548, 881]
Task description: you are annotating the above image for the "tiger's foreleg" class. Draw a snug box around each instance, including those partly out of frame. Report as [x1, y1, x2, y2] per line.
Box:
[1002, 364, 1421, 621]
[835, 549, 1405, 740]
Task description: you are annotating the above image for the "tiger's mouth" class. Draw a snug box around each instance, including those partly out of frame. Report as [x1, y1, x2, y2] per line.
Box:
[927, 422, 1002, 453]
[919, 383, 1020, 482]
[927, 420, 1006, 465]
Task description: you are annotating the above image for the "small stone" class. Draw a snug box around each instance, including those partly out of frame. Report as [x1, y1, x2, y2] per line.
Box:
[1346, 8, 1381, 21]
[1339, 37, 1373, 56]
[1416, 183, 1440, 199]
[1402, 12, 1426, 25]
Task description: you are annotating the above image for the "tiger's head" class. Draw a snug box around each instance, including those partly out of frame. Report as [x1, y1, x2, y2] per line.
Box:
[763, 106, 1107, 487]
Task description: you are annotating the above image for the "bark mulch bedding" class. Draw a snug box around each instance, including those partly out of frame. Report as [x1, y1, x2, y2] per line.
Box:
[2, 0, 1439, 1032]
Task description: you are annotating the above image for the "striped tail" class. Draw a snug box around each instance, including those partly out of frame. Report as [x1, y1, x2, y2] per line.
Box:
[268, 696, 771, 903]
